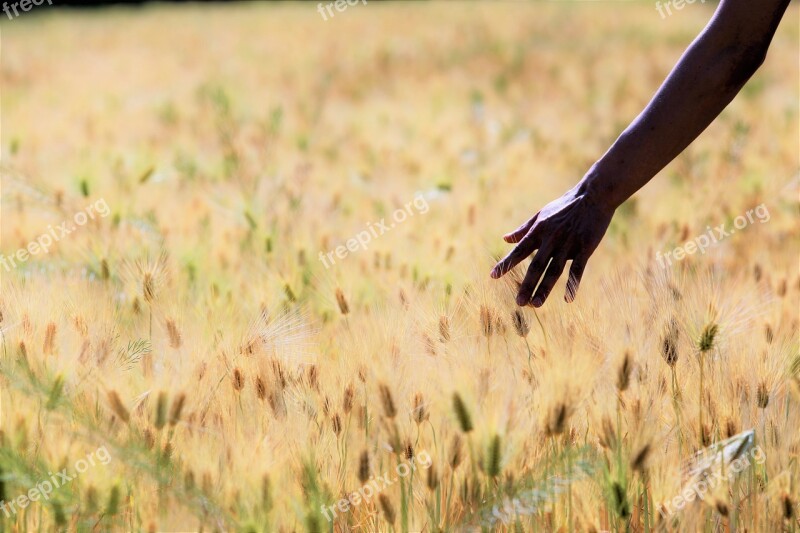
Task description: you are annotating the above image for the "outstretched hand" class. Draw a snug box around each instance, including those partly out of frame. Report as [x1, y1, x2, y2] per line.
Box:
[490, 185, 615, 307]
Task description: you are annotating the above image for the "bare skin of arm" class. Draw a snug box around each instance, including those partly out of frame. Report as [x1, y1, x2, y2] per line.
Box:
[490, 0, 790, 307]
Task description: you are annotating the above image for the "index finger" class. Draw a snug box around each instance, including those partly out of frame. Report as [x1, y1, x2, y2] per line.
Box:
[490, 231, 540, 279]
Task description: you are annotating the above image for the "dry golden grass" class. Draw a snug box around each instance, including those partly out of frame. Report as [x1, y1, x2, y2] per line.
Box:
[0, 2, 798, 531]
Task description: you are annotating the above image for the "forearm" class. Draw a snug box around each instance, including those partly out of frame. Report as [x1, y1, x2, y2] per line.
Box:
[579, 0, 788, 210]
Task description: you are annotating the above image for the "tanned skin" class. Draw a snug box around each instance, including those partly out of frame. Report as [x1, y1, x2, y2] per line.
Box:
[490, 0, 791, 307]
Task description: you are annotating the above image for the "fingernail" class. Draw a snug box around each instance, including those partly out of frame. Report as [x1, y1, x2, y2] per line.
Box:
[490, 266, 500, 279]
[532, 297, 543, 307]
[516, 294, 528, 306]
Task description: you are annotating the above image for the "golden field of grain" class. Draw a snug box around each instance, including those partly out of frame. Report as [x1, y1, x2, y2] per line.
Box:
[0, 2, 798, 531]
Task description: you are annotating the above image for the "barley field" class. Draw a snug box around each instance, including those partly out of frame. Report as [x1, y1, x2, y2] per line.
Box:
[1, 2, 798, 531]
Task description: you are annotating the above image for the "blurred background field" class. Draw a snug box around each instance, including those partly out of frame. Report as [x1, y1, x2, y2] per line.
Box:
[1, 2, 798, 531]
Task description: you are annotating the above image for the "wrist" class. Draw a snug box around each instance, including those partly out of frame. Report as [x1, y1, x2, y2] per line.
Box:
[577, 161, 626, 213]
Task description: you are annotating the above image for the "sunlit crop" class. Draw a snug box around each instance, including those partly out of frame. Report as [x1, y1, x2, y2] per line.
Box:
[1, 2, 798, 531]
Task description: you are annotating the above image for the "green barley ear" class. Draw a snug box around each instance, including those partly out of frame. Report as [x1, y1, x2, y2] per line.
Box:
[611, 481, 630, 519]
[46, 374, 65, 410]
[617, 351, 633, 392]
[100, 258, 110, 280]
[305, 512, 322, 533]
[698, 322, 718, 353]
[452, 393, 473, 433]
[184, 470, 195, 491]
[154, 391, 168, 430]
[53, 501, 66, 527]
[283, 283, 296, 303]
[486, 434, 502, 478]
[85, 486, 98, 514]
[106, 484, 120, 516]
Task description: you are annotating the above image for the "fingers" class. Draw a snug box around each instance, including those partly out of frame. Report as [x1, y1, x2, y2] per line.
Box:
[503, 214, 538, 243]
[515, 246, 552, 306]
[531, 256, 568, 307]
[564, 253, 590, 303]
[491, 230, 541, 279]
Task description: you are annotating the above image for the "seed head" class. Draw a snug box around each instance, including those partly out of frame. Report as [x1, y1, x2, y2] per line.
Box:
[756, 381, 769, 409]
[358, 450, 370, 483]
[617, 351, 633, 392]
[378, 493, 396, 524]
[479, 305, 494, 337]
[599, 416, 616, 449]
[452, 393, 473, 433]
[714, 499, 729, 517]
[546, 402, 568, 436]
[378, 383, 397, 418]
[449, 434, 464, 469]
[255, 376, 267, 400]
[169, 393, 186, 426]
[698, 323, 718, 353]
[438, 316, 451, 343]
[661, 319, 679, 367]
[404, 442, 414, 461]
[782, 493, 794, 520]
[143, 428, 155, 449]
[232, 368, 245, 392]
[335, 288, 350, 315]
[107, 391, 130, 423]
[512, 310, 530, 337]
[725, 418, 739, 438]
[611, 481, 630, 519]
[631, 443, 651, 472]
[777, 278, 787, 297]
[165, 319, 182, 349]
[426, 463, 439, 491]
[342, 384, 355, 414]
[486, 434, 502, 477]
[142, 273, 155, 303]
[43, 322, 57, 355]
[412, 393, 429, 424]
[154, 391, 168, 429]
